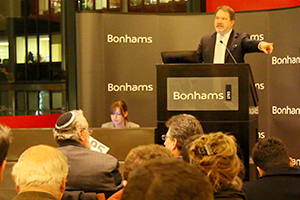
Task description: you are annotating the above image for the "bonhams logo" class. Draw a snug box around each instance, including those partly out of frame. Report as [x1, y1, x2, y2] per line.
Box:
[272, 105, 300, 115]
[107, 34, 153, 44]
[108, 82, 153, 92]
[173, 91, 224, 100]
[272, 55, 300, 65]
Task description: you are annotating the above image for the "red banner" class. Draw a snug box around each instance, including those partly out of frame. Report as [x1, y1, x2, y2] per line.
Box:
[0, 114, 62, 128]
[206, 0, 300, 12]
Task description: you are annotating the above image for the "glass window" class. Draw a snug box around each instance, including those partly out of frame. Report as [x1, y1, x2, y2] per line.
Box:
[0, 38, 9, 63]
[38, 90, 50, 111]
[52, 91, 63, 110]
[28, 91, 39, 111]
[109, 0, 121, 9]
[52, 0, 62, 14]
[16, 91, 26, 112]
[51, 34, 62, 62]
[96, 0, 107, 9]
[145, 0, 157, 5]
[130, 0, 142, 7]
[28, 36, 38, 63]
[0, 92, 8, 116]
[39, 0, 50, 15]
[16, 37, 26, 64]
[39, 35, 50, 62]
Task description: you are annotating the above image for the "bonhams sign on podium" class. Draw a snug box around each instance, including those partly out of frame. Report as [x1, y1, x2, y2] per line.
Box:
[167, 77, 239, 111]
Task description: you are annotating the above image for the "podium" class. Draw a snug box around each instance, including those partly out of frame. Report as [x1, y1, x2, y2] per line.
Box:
[156, 63, 258, 181]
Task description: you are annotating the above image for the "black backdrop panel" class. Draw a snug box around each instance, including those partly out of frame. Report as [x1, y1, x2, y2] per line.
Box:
[76, 7, 300, 166]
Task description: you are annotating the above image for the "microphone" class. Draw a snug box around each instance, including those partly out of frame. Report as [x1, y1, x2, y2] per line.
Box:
[220, 40, 237, 64]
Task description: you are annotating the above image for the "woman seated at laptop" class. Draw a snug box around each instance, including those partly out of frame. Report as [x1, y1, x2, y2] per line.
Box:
[101, 100, 140, 129]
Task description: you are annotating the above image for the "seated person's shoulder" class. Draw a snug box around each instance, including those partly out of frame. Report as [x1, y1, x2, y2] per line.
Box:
[127, 122, 140, 128]
[101, 122, 114, 128]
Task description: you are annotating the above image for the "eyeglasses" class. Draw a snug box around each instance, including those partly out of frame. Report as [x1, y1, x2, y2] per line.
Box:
[161, 134, 172, 141]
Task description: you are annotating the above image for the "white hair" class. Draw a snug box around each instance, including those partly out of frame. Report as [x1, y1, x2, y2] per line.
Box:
[53, 109, 89, 142]
[12, 145, 68, 192]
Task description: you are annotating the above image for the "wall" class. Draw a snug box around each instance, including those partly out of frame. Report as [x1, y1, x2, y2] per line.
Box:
[76, 7, 300, 164]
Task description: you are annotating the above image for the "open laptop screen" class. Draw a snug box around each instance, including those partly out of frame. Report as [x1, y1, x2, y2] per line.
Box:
[161, 51, 199, 64]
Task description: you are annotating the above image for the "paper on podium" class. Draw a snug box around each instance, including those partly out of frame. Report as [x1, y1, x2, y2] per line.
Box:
[89, 136, 110, 154]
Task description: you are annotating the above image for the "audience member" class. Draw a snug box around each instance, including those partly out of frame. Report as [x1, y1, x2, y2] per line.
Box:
[101, 100, 140, 128]
[12, 145, 68, 200]
[53, 110, 123, 198]
[189, 132, 246, 199]
[0, 123, 12, 181]
[242, 137, 300, 200]
[108, 144, 174, 200]
[121, 158, 214, 200]
[162, 114, 203, 158]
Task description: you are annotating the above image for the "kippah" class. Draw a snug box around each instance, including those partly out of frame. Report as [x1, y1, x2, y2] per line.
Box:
[55, 111, 75, 129]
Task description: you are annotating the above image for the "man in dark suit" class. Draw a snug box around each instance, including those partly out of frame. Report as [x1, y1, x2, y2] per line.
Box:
[53, 110, 123, 199]
[12, 145, 68, 200]
[197, 5, 274, 63]
[242, 138, 300, 200]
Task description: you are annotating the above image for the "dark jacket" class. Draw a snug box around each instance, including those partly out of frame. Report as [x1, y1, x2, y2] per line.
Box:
[215, 183, 247, 200]
[197, 30, 261, 63]
[57, 140, 123, 198]
[242, 166, 300, 200]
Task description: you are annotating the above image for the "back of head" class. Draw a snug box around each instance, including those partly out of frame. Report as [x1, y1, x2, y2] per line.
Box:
[0, 123, 12, 165]
[53, 109, 88, 143]
[121, 158, 214, 200]
[12, 145, 68, 192]
[166, 114, 204, 154]
[189, 132, 244, 191]
[123, 144, 174, 180]
[252, 137, 290, 172]
[181, 134, 203, 162]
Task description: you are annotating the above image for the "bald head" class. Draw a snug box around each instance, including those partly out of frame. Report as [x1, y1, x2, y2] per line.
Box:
[12, 145, 68, 199]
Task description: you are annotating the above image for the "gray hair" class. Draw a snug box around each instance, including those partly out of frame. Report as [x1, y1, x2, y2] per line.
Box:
[53, 110, 88, 142]
[166, 114, 204, 154]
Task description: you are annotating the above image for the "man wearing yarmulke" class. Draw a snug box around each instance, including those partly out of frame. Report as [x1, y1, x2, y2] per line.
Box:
[53, 110, 123, 199]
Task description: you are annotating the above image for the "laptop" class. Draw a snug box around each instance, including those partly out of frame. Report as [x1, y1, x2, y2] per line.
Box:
[161, 50, 199, 64]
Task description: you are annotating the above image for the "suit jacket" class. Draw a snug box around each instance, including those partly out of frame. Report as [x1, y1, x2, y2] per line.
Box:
[214, 183, 246, 200]
[57, 140, 123, 198]
[12, 191, 58, 200]
[242, 166, 300, 200]
[197, 30, 261, 63]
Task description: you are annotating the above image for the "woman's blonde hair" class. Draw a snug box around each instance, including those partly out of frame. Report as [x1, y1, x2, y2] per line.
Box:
[189, 132, 244, 191]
